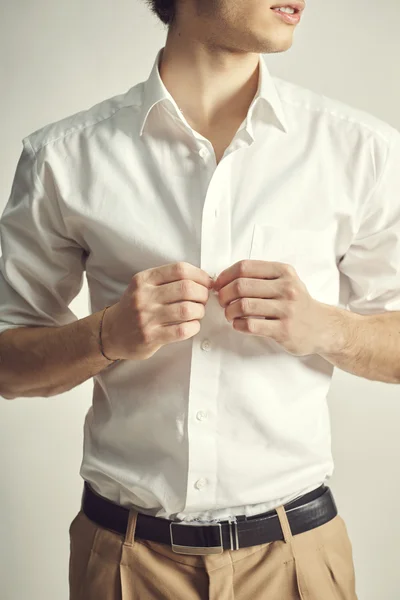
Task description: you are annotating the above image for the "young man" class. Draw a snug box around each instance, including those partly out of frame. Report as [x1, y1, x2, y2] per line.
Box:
[1, 0, 400, 598]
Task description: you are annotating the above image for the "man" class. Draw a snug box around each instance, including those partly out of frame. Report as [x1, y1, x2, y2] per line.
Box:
[1, 0, 399, 598]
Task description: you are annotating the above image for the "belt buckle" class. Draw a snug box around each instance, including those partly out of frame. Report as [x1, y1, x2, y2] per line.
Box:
[170, 521, 224, 555]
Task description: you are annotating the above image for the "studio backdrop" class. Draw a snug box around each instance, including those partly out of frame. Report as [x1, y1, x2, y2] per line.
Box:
[0, 1, 399, 599]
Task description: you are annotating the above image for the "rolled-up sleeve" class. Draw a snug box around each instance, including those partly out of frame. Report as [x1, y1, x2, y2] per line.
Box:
[339, 128, 400, 315]
[0, 137, 86, 335]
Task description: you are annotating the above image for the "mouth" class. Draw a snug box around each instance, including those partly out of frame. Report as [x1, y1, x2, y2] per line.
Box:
[270, 2, 305, 13]
[270, 3, 304, 24]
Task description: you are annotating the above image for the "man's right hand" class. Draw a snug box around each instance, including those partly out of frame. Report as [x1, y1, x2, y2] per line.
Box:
[101, 262, 214, 361]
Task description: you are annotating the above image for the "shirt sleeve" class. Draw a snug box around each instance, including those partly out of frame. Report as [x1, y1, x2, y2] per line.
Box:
[0, 138, 86, 335]
[338, 127, 400, 315]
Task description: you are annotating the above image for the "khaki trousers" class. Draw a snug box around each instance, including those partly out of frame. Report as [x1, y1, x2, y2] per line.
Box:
[69, 501, 358, 600]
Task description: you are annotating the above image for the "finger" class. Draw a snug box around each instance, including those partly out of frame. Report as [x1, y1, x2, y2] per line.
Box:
[232, 317, 281, 338]
[218, 278, 283, 308]
[158, 280, 210, 305]
[214, 259, 284, 292]
[226, 298, 282, 321]
[149, 262, 214, 291]
[160, 301, 206, 326]
[159, 320, 202, 344]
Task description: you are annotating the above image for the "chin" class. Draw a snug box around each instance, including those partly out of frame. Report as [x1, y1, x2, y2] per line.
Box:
[248, 36, 294, 54]
[269, 38, 294, 52]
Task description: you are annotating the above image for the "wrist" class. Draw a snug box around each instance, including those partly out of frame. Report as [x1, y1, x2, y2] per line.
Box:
[100, 304, 121, 362]
[315, 303, 358, 357]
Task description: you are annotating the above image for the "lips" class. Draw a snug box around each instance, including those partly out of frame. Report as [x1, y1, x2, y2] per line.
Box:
[270, 2, 305, 13]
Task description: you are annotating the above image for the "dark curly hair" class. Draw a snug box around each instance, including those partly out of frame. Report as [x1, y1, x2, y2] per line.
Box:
[145, 0, 177, 27]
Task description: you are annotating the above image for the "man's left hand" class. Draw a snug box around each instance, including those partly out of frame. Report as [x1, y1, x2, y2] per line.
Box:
[213, 260, 346, 357]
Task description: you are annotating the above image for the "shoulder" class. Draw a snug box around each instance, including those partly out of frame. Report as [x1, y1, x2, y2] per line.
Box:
[274, 76, 397, 146]
[23, 82, 144, 155]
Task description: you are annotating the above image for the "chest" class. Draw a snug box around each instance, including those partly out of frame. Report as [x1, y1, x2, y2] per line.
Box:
[194, 120, 245, 165]
[66, 123, 364, 313]
[211, 139, 230, 165]
[207, 128, 236, 164]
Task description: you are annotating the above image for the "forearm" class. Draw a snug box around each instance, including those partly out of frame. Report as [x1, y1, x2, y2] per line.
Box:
[316, 304, 400, 384]
[0, 308, 117, 400]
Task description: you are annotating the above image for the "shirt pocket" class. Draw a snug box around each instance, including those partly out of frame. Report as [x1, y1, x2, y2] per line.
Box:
[249, 224, 337, 303]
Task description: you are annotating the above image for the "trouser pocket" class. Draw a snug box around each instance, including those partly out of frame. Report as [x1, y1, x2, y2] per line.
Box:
[294, 515, 358, 600]
[69, 510, 124, 600]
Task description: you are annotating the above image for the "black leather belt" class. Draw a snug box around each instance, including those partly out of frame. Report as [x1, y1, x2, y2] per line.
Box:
[82, 480, 337, 555]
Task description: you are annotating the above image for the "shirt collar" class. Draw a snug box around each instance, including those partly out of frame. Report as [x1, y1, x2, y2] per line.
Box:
[139, 47, 289, 138]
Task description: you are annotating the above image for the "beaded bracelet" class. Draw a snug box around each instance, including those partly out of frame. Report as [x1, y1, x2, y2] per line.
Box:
[99, 305, 120, 363]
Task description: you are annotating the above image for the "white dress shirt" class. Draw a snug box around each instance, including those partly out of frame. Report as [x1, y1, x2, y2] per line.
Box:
[1, 46, 400, 523]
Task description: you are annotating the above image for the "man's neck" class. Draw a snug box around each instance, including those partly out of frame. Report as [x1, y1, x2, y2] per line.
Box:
[159, 31, 261, 132]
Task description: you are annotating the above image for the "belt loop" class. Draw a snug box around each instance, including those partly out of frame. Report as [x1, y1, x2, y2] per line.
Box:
[275, 505, 293, 545]
[124, 508, 139, 547]
[275, 505, 307, 599]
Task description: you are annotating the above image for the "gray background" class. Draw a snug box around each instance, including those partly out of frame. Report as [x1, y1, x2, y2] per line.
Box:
[1, 0, 399, 598]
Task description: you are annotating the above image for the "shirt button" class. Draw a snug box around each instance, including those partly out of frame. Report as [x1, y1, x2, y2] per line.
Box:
[196, 410, 208, 421]
[210, 276, 218, 295]
[195, 478, 207, 490]
[199, 148, 208, 159]
[201, 340, 211, 351]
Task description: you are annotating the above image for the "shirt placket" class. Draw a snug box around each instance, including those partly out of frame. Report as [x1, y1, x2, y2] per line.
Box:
[184, 146, 233, 513]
